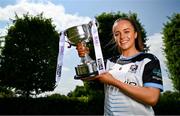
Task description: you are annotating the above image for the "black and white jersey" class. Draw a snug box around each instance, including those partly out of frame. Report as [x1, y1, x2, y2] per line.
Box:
[104, 52, 163, 116]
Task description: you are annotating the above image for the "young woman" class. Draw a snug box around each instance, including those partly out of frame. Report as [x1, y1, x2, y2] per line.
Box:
[76, 17, 163, 115]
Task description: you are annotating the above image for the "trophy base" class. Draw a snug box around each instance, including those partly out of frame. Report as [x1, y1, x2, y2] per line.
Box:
[74, 62, 98, 80]
[74, 71, 98, 80]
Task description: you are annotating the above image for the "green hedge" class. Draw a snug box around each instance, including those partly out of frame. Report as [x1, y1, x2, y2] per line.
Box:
[0, 96, 104, 115]
[0, 91, 179, 115]
[153, 91, 180, 115]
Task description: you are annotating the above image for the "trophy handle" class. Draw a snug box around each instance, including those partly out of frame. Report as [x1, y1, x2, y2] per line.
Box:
[88, 18, 99, 28]
[66, 41, 72, 48]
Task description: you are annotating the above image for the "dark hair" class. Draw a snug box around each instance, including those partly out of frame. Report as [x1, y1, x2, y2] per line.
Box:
[112, 17, 144, 52]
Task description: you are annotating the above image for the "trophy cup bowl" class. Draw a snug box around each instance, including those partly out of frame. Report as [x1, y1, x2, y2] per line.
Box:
[65, 24, 98, 79]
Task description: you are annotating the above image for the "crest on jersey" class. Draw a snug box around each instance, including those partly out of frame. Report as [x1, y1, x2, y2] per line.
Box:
[129, 64, 138, 73]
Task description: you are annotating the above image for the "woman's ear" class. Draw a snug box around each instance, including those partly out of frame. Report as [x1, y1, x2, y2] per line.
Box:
[135, 32, 137, 39]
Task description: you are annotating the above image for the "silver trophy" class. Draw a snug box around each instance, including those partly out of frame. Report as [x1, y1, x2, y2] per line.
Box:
[64, 21, 99, 79]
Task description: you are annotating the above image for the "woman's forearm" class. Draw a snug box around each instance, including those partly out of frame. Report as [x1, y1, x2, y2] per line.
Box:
[97, 72, 160, 106]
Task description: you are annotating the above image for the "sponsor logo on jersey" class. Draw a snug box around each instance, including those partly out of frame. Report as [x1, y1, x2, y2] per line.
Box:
[152, 68, 161, 77]
[152, 76, 162, 81]
[124, 80, 137, 86]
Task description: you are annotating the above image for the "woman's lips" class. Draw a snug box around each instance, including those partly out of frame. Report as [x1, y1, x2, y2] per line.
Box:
[120, 39, 130, 44]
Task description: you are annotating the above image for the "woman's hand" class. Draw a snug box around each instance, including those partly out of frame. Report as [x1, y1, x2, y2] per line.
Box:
[96, 72, 117, 85]
[76, 42, 89, 57]
[80, 72, 116, 84]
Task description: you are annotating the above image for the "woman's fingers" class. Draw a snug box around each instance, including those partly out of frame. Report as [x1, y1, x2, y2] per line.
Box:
[76, 42, 89, 57]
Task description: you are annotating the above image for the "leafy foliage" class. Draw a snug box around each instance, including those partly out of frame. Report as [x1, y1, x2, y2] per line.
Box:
[0, 91, 179, 115]
[0, 86, 15, 98]
[0, 13, 59, 97]
[153, 91, 180, 115]
[68, 81, 104, 99]
[162, 13, 180, 92]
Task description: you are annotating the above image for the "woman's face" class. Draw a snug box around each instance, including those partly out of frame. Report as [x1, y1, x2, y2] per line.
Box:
[113, 20, 137, 52]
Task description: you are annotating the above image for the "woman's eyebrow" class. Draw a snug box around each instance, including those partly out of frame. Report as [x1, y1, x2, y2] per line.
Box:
[123, 28, 130, 31]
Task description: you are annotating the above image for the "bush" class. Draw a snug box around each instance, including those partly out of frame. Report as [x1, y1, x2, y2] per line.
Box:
[153, 91, 180, 115]
[0, 95, 103, 115]
[0, 91, 179, 115]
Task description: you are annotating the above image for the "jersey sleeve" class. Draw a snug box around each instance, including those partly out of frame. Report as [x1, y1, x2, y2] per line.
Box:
[142, 57, 163, 91]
